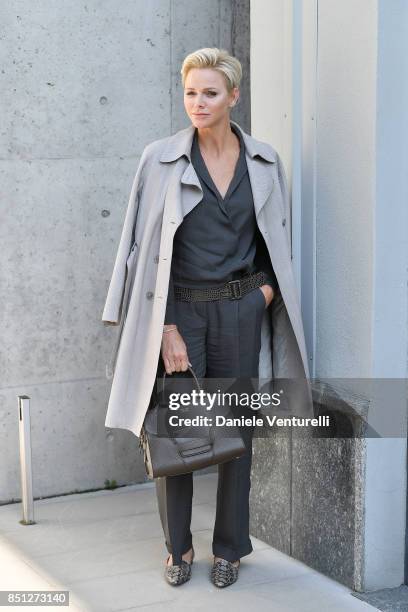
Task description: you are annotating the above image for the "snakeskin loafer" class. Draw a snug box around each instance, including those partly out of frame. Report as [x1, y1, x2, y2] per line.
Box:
[211, 558, 240, 588]
[164, 549, 194, 586]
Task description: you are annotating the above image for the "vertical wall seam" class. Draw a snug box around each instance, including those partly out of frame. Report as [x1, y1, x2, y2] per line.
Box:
[289, 429, 293, 556]
[218, 0, 221, 47]
[169, 0, 173, 136]
[231, 0, 236, 55]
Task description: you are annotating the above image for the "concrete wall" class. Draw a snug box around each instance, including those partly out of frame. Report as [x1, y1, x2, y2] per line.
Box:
[362, 0, 408, 590]
[316, 0, 376, 379]
[250, 0, 408, 592]
[0, 0, 250, 503]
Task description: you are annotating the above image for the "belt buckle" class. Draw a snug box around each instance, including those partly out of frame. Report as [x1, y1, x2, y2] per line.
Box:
[228, 279, 242, 300]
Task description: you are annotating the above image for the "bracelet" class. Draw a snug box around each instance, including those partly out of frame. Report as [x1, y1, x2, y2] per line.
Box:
[163, 326, 178, 333]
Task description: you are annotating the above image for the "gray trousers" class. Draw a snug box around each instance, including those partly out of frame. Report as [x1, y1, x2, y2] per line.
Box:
[154, 285, 266, 564]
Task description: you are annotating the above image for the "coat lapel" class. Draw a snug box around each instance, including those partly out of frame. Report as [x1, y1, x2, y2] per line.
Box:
[160, 124, 203, 222]
[180, 162, 204, 218]
[159, 119, 278, 223]
[245, 154, 276, 219]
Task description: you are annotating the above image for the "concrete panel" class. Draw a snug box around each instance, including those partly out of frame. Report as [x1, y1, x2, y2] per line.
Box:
[291, 436, 365, 590]
[0, 379, 145, 504]
[250, 431, 291, 555]
[250, 392, 367, 591]
[0, 1, 172, 159]
[315, 0, 378, 378]
[251, 0, 408, 592]
[0, 156, 142, 386]
[1, 0, 251, 501]
[250, 0, 291, 154]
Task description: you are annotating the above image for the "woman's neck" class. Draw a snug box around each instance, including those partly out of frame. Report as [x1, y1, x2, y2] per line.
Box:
[196, 120, 237, 158]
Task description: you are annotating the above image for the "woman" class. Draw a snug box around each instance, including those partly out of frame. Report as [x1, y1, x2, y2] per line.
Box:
[101, 47, 313, 589]
[157, 48, 277, 588]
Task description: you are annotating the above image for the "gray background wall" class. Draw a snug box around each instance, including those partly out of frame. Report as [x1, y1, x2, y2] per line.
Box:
[0, 0, 250, 503]
[250, 0, 408, 592]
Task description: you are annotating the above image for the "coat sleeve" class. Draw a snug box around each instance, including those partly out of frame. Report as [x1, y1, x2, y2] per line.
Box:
[275, 152, 292, 258]
[101, 147, 149, 326]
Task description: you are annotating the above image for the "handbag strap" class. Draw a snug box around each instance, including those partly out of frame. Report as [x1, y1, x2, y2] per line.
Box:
[160, 365, 202, 398]
[160, 365, 216, 446]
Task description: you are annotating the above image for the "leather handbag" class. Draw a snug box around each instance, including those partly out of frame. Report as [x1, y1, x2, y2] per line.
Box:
[138, 366, 247, 479]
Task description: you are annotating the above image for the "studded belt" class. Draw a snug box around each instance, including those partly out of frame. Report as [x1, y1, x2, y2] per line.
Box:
[173, 270, 267, 302]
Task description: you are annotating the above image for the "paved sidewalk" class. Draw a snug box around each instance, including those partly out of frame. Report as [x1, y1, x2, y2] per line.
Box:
[0, 473, 375, 612]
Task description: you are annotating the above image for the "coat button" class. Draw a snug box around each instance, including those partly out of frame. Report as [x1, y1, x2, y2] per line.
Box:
[154, 255, 159, 264]
[146, 291, 154, 300]
[282, 218, 286, 226]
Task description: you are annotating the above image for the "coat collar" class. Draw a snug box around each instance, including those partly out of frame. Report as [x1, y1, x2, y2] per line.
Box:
[159, 120, 277, 164]
[159, 120, 277, 222]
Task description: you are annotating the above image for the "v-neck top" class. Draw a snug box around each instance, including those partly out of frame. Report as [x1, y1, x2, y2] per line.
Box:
[164, 122, 278, 324]
[192, 120, 248, 213]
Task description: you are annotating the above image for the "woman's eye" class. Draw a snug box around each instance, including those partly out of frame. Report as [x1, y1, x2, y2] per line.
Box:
[185, 92, 217, 96]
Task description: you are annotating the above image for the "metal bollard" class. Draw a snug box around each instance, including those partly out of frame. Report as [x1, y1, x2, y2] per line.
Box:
[18, 396, 36, 525]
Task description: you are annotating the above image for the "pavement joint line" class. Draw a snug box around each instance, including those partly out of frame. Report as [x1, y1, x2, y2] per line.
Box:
[0, 527, 226, 560]
[0, 528, 220, 560]
[0, 500, 215, 522]
[0, 473, 218, 506]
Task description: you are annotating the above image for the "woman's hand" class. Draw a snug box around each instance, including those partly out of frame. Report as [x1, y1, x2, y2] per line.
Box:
[259, 284, 275, 308]
[161, 325, 190, 374]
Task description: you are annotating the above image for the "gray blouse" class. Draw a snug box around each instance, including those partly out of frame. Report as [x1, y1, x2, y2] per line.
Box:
[164, 122, 278, 324]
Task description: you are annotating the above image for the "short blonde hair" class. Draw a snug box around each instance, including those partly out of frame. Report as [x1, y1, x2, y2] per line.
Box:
[180, 47, 242, 92]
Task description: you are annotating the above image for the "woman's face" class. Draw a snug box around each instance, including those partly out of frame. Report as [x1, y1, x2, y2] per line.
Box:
[184, 67, 239, 129]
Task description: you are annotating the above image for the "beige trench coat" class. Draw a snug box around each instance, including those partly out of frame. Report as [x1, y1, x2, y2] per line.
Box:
[101, 120, 313, 437]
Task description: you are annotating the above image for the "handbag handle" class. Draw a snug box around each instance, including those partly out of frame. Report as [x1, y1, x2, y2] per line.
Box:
[161, 365, 216, 449]
[160, 365, 202, 399]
